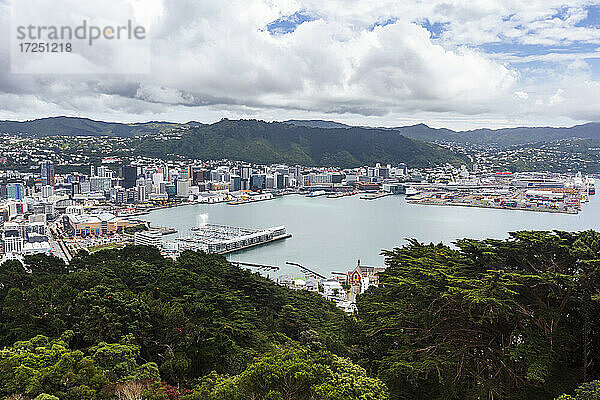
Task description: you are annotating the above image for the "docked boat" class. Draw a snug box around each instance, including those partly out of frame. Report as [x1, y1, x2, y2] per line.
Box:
[306, 190, 328, 197]
[405, 187, 420, 197]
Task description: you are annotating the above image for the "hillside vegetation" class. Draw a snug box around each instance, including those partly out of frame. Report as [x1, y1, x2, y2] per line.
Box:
[133, 119, 467, 168]
[2, 231, 600, 399]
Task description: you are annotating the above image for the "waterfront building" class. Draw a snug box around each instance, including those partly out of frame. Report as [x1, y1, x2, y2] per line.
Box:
[63, 213, 135, 236]
[230, 175, 242, 191]
[347, 260, 386, 294]
[250, 174, 266, 191]
[134, 230, 162, 247]
[176, 224, 288, 254]
[303, 173, 333, 187]
[210, 182, 229, 191]
[322, 279, 345, 299]
[176, 178, 190, 197]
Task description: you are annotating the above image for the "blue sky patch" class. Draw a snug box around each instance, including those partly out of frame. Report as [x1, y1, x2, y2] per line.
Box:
[575, 5, 600, 28]
[369, 18, 398, 31]
[419, 19, 449, 39]
[481, 42, 599, 56]
[266, 10, 317, 35]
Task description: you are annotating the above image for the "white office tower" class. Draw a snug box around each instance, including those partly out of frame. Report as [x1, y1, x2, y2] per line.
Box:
[153, 172, 164, 186]
[41, 185, 54, 198]
[134, 230, 162, 248]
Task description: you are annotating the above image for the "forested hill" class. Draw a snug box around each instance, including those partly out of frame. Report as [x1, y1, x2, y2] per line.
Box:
[133, 119, 468, 168]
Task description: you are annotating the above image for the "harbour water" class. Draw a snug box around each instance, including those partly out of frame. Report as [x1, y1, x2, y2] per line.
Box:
[140, 194, 600, 277]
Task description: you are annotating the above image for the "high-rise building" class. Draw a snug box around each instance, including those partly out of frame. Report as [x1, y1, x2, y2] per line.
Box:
[97, 166, 113, 178]
[90, 176, 112, 192]
[153, 172, 164, 186]
[176, 179, 190, 197]
[377, 167, 390, 179]
[121, 166, 138, 189]
[249, 174, 266, 191]
[137, 185, 147, 202]
[274, 173, 285, 189]
[41, 185, 54, 198]
[40, 161, 55, 187]
[6, 183, 25, 200]
[397, 163, 408, 176]
[230, 175, 242, 191]
[241, 165, 252, 180]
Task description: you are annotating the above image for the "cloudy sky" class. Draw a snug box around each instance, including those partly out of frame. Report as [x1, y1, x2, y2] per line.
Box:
[1, 0, 599, 130]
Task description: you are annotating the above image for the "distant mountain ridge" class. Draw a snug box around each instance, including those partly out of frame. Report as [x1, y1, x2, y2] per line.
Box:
[285, 120, 600, 147]
[283, 119, 353, 129]
[0, 116, 186, 137]
[2, 116, 598, 148]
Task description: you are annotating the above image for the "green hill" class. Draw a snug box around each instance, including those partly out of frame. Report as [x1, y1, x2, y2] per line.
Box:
[134, 119, 468, 167]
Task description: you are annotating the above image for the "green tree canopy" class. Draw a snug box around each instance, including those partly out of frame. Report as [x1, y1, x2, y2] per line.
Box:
[357, 230, 600, 400]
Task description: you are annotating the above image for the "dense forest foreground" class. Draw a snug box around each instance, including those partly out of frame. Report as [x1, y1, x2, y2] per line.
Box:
[1, 230, 600, 400]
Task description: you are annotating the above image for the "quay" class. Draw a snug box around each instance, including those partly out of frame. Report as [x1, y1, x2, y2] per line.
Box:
[176, 224, 291, 254]
[327, 192, 356, 198]
[360, 192, 392, 200]
[217, 233, 291, 254]
[227, 197, 275, 205]
[156, 226, 177, 235]
[408, 187, 583, 214]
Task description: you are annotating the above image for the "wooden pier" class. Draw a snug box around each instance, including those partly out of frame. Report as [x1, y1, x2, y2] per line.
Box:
[286, 261, 327, 279]
[230, 261, 280, 271]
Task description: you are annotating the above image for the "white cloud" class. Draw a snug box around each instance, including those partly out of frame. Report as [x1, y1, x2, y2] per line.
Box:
[0, 0, 598, 129]
[515, 91, 529, 99]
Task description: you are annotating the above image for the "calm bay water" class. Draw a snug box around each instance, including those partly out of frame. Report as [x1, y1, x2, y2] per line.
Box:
[140, 194, 600, 277]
